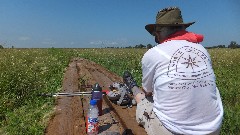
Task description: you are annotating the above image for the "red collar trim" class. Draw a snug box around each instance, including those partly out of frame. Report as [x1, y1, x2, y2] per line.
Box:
[161, 30, 204, 43]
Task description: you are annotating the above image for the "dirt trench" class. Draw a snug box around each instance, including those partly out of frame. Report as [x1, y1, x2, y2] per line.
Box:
[44, 58, 146, 135]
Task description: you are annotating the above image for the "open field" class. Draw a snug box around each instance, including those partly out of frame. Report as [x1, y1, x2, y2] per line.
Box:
[0, 48, 239, 134]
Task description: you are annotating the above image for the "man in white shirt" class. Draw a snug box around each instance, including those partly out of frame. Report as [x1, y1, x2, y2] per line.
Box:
[123, 7, 223, 135]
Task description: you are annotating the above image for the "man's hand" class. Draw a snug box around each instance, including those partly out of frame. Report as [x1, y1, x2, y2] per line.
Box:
[145, 92, 153, 97]
[140, 87, 152, 97]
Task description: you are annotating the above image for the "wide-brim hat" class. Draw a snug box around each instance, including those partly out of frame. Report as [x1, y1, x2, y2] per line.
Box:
[145, 7, 195, 35]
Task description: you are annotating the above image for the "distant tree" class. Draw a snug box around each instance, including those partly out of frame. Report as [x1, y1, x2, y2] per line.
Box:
[140, 44, 146, 48]
[217, 45, 225, 48]
[135, 44, 139, 48]
[205, 46, 212, 49]
[135, 44, 146, 48]
[0, 44, 3, 49]
[147, 44, 153, 49]
[205, 44, 225, 49]
[228, 41, 238, 49]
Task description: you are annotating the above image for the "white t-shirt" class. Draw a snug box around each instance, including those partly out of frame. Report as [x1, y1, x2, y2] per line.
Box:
[141, 40, 223, 134]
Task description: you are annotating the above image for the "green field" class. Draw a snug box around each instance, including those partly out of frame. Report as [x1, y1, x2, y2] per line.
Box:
[0, 48, 239, 134]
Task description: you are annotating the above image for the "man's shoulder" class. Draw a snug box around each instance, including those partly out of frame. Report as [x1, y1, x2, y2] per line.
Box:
[161, 40, 203, 46]
[159, 40, 207, 52]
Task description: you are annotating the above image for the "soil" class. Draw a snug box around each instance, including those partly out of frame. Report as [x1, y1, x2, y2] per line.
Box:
[44, 58, 147, 135]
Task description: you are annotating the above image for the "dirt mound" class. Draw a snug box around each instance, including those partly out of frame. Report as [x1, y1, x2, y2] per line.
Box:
[44, 58, 146, 135]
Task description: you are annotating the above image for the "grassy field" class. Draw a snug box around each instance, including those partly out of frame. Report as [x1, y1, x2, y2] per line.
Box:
[0, 48, 239, 134]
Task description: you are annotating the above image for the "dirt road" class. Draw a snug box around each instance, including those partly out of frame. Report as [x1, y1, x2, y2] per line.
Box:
[44, 58, 146, 135]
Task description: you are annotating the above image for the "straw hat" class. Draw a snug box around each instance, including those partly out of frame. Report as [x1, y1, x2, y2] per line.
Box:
[145, 7, 195, 35]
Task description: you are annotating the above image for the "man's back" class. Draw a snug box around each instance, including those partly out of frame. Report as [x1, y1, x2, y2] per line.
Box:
[141, 40, 223, 134]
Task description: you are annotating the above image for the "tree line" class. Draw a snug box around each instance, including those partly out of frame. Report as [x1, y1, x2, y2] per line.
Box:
[105, 44, 154, 49]
[1, 41, 239, 49]
[106, 41, 240, 49]
[205, 41, 240, 49]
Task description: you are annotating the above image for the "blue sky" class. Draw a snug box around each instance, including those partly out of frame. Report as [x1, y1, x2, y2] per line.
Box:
[0, 0, 239, 48]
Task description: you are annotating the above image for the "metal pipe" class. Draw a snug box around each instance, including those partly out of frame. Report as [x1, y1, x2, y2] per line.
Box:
[39, 92, 106, 97]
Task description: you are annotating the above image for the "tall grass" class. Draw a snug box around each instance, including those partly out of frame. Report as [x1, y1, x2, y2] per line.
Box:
[0, 48, 73, 134]
[208, 49, 240, 134]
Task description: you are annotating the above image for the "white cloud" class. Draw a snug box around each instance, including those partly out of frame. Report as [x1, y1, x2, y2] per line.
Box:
[42, 41, 56, 45]
[90, 40, 118, 45]
[41, 38, 56, 45]
[18, 36, 30, 41]
[90, 41, 103, 45]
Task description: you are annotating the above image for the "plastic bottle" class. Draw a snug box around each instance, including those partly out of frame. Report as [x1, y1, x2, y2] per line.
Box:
[86, 100, 99, 135]
[91, 83, 103, 116]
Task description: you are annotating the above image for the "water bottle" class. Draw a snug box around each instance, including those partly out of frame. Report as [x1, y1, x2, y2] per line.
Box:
[86, 100, 99, 135]
[91, 83, 103, 116]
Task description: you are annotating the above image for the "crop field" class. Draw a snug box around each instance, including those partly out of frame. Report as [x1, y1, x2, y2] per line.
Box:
[0, 48, 239, 135]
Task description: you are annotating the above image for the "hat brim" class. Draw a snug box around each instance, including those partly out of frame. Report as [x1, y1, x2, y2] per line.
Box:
[145, 22, 195, 35]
